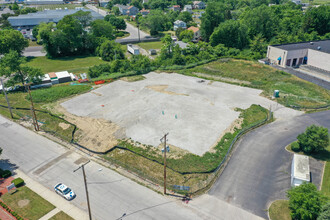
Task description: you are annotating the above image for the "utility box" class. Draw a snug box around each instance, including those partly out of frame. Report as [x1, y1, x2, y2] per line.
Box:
[291, 154, 310, 187]
[127, 44, 140, 55]
[273, 90, 280, 98]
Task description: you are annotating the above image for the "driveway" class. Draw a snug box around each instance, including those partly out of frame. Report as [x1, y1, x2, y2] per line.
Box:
[208, 110, 330, 219]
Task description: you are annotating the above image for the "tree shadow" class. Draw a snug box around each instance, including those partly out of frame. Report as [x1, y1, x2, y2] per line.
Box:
[308, 149, 330, 162]
[0, 159, 19, 176]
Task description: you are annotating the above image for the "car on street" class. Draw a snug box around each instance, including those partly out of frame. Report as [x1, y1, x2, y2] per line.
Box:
[54, 183, 76, 200]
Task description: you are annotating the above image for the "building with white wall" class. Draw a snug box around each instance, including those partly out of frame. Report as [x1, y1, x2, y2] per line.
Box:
[267, 39, 330, 72]
[291, 154, 310, 187]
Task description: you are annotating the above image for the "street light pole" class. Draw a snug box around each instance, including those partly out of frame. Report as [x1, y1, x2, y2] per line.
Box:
[74, 160, 92, 220]
[160, 133, 169, 195]
[0, 79, 13, 119]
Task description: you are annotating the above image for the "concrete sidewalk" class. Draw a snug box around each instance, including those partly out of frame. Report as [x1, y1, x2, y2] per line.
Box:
[14, 170, 88, 220]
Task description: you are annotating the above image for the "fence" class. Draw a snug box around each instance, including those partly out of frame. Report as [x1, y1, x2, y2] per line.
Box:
[0, 103, 273, 195]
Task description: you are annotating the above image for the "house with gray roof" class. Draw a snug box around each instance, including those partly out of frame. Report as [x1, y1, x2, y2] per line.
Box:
[115, 4, 139, 16]
[267, 39, 330, 72]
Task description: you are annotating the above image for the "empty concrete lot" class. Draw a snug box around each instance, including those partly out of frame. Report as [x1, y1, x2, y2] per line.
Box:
[61, 72, 300, 155]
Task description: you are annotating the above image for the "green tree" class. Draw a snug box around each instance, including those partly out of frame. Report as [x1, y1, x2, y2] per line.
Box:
[177, 11, 192, 24]
[91, 20, 115, 40]
[131, 0, 143, 10]
[210, 20, 248, 49]
[106, 1, 113, 10]
[175, 27, 185, 38]
[172, 44, 185, 65]
[318, 202, 330, 220]
[0, 29, 28, 55]
[112, 7, 120, 16]
[96, 40, 125, 61]
[297, 125, 329, 154]
[105, 15, 127, 30]
[72, 10, 92, 28]
[0, 50, 43, 86]
[303, 5, 330, 36]
[179, 30, 193, 42]
[200, 2, 228, 41]
[130, 55, 151, 74]
[12, 2, 19, 11]
[287, 183, 327, 220]
[240, 5, 277, 40]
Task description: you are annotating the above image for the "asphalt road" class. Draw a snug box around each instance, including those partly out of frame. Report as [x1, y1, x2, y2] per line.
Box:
[0, 115, 207, 220]
[209, 110, 330, 219]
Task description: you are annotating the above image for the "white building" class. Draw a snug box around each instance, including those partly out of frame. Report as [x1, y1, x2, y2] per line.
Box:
[173, 20, 186, 31]
[267, 39, 330, 72]
[291, 154, 310, 187]
[183, 5, 193, 13]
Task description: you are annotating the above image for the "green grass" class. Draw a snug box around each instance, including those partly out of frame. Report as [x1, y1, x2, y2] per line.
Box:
[30, 84, 91, 103]
[1, 186, 55, 220]
[322, 162, 330, 197]
[28, 40, 40, 47]
[0, 84, 92, 141]
[137, 41, 163, 51]
[179, 59, 330, 108]
[49, 211, 74, 220]
[269, 200, 291, 220]
[26, 56, 108, 74]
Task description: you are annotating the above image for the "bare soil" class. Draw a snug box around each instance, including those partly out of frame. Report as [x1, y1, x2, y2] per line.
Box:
[17, 199, 29, 208]
[52, 103, 120, 152]
[146, 85, 189, 96]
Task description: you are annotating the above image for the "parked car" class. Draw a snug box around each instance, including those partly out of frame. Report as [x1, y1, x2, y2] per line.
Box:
[54, 183, 76, 200]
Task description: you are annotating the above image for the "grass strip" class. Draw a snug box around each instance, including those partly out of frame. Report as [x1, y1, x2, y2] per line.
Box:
[49, 211, 74, 220]
[269, 200, 291, 220]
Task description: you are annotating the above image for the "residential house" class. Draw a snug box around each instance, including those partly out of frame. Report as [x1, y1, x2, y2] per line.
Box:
[171, 5, 181, 12]
[174, 41, 188, 49]
[173, 20, 186, 31]
[187, 26, 201, 41]
[140, 9, 150, 16]
[99, 0, 110, 7]
[193, 1, 206, 9]
[183, 5, 193, 13]
[115, 4, 139, 16]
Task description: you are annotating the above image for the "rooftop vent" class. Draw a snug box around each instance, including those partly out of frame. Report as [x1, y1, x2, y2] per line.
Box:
[310, 42, 314, 45]
[317, 46, 321, 50]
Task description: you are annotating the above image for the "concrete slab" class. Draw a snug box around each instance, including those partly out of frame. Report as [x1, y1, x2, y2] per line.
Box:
[61, 72, 302, 155]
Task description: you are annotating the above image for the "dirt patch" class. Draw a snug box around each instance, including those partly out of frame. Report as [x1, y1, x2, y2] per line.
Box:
[146, 85, 189, 96]
[52, 103, 121, 152]
[91, 92, 103, 96]
[18, 199, 29, 208]
[209, 117, 243, 153]
[59, 122, 70, 130]
[194, 72, 251, 85]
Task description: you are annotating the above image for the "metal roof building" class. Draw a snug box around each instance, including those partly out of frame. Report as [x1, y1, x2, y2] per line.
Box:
[8, 8, 104, 29]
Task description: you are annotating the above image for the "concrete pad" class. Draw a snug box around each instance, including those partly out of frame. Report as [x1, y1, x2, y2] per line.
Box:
[62, 72, 302, 155]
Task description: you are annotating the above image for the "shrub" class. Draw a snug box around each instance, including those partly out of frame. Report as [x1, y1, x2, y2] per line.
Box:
[12, 178, 24, 187]
[2, 170, 11, 178]
[291, 142, 300, 152]
[297, 125, 329, 154]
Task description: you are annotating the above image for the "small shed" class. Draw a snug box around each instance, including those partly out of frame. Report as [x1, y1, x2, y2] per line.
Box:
[41, 74, 51, 84]
[56, 71, 72, 83]
[291, 154, 310, 187]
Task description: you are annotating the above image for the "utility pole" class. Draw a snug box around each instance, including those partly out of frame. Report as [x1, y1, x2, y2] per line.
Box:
[74, 160, 92, 220]
[0, 79, 13, 119]
[160, 133, 169, 195]
[25, 83, 39, 131]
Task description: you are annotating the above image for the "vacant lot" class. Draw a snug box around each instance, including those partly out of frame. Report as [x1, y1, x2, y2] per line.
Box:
[138, 41, 163, 51]
[61, 72, 301, 155]
[26, 56, 108, 73]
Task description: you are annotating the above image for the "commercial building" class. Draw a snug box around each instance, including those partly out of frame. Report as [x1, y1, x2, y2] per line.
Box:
[8, 8, 104, 38]
[291, 154, 310, 187]
[267, 39, 330, 72]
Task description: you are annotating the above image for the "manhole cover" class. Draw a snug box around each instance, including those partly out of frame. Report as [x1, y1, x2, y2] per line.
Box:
[1, 122, 11, 128]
